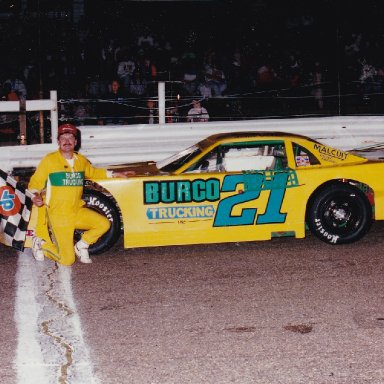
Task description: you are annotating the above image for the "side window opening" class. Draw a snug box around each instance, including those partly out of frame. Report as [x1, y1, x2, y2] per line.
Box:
[223, 146, 275, 171]
[293, 143, 320, 167]
[184, 148, 223, 173]
[185, 141, 288, 173]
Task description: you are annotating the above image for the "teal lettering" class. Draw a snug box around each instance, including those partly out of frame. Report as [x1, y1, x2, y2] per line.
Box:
[257, 173, 288, 224]
[144, 179, 220, 204]
[177, 181, 192, 202]
[205, 179, 220, 201]
[161, 182, 175, 203]
[192, 180, 205, 201]
[144, 182, 160, 203]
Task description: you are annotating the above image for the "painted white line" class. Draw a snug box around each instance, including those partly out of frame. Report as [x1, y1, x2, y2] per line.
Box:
[14, 253, 51, 384]
[14, 250, 100, 384]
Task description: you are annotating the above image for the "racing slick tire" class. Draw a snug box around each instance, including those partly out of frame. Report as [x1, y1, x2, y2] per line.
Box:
[307, 184, 372, 245]
[75, 189, 121, 255]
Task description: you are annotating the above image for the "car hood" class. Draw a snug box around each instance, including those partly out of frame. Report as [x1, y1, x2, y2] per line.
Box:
[109, 161, 162, 176]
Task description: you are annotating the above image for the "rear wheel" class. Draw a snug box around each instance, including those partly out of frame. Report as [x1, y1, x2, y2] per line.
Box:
[307, 184, 372, 244]
[75, 189, 121, 255]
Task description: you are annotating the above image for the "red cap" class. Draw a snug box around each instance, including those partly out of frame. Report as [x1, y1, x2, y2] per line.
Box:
[58, 123, 78, 138]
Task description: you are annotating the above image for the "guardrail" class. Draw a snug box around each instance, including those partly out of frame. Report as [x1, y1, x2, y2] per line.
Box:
[1, 115, 384, 175]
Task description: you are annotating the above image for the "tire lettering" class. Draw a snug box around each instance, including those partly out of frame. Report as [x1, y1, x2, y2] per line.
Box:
[314, 218, 339, 243]
[86, 195, 114, 222]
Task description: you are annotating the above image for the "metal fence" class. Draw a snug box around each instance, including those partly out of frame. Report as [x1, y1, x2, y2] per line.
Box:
[1, 80, 384, 146]
[58, 80, 384, 127]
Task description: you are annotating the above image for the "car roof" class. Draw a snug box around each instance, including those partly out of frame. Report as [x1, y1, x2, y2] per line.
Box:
[201, 131, 317, 147]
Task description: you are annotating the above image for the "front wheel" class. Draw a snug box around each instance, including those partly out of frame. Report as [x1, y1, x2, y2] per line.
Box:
[307, 184, 372, 244]
[75, 189, 121, 255]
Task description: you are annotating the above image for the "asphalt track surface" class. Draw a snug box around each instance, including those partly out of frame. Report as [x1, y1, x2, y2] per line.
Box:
[2, 223, 384, 384]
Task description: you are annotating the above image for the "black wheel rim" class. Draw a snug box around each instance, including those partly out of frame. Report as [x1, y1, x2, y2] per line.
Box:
[319, 191, 364, 237]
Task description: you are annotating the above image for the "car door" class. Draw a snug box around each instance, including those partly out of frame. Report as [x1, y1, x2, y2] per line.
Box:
[120, 138, 307, 248]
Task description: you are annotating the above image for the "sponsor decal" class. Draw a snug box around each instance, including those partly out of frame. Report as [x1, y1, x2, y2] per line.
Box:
[146, 205, 215, 220]
[144, 179, 220, 204]
[295, 155, 310, 167]
[49, 171, 84, 187]
[313, 144, 348, 161]
[143, 171, 299, 226]
[0, 186, 21, 216]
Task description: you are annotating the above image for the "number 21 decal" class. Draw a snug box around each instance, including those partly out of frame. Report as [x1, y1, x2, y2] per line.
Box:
[213, 173, 288, 227]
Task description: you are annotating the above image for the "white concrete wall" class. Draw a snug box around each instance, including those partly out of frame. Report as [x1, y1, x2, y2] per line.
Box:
[1, 115, 384, 174]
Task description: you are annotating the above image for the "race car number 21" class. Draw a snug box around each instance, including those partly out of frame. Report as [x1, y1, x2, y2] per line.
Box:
[213, 173, 288, 227]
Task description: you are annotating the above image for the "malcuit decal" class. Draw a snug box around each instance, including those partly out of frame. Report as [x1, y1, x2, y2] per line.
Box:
[313, 144, 348, 161]
[0, 186, 21, 216]
[144, 179, 220, 204]
[146, 205, 215, 220]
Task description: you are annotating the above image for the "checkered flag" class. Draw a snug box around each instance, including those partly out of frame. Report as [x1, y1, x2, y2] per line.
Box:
[0, 169, 33, 251]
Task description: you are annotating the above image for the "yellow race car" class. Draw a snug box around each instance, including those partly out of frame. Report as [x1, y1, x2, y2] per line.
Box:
[28, 131, 384, 254]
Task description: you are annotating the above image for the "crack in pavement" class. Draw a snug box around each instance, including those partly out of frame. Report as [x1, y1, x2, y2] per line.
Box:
[41, 263, 75, 384]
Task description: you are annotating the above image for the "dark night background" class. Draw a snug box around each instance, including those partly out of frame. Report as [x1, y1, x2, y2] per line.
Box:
[1, 0, 384, 127]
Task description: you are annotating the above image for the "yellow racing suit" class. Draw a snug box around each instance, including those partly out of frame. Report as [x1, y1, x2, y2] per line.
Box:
[28, 150, 111, 266]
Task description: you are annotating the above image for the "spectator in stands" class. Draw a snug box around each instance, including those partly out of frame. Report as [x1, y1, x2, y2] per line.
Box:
[23, 58, 39, 99]
[204, 61, 227, 97]
[137, 28, 155, 50]
[106, 79, 126, 98]
[4, 70, 27, 100]
[2, 81, 19, 101]
[359, 58, 378, 100]
[117, 53, 136, 90]
[166, 104, 180, 123]
[182, 62, 199, 96]
[128, 70, 147, 96]
[87, 73, 108, 98]
[99, 79, 128, 125]
[145, 99, 158, 124]
[310, 61, 325, 110]
[4, 2, 384, 123]
[198, 75, 213, 99]
[182, 55, 198, 96]
[187, 99, 209, 122]
[285, 54, 302, 88]
[226, 56, 246, 94]
[72, 90, 93, 126]
[101, 38, 119, 79]
[137, 55, 157, 95]
[256, 60, 278, 90]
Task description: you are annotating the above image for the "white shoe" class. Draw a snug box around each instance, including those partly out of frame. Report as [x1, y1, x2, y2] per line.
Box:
[32, 237, 45, 261]
[75, 240, 92, 264]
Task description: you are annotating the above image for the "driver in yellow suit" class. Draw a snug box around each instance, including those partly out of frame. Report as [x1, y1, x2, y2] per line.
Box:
[28, 123, 134, 266]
